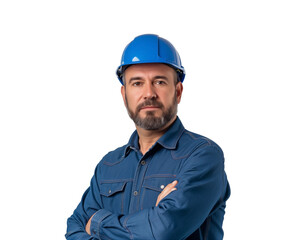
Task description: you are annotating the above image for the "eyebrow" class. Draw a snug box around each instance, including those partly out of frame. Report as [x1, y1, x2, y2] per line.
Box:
[153, 76, 169, 81]
[128, 75, 169, 83]
[128, 77, 143, 82]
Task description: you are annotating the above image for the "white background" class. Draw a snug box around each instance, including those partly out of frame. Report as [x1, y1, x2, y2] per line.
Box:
[1, 1, 303, 239]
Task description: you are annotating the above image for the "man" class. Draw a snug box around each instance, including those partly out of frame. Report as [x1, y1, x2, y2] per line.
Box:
[66, 34, 230, 240]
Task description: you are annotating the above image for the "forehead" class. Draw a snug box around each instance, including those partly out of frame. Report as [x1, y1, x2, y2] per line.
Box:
[124, 63, 175, 79]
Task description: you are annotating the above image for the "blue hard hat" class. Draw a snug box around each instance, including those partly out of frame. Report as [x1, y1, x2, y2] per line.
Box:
[116, 34, 185, 84]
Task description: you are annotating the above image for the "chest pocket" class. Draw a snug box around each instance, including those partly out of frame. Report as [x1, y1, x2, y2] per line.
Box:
[141, 175, 176, 210]
[100, 181, 128, 214]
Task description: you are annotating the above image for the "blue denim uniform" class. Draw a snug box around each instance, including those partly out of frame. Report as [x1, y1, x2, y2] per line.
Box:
[66, 117, 230, 240]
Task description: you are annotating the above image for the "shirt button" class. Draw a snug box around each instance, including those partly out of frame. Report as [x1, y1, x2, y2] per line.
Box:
[133, 191, 138, 196]
[140, 160, 146, 165]
[160, 185, 165, 189]
[108, 189, 111, 194]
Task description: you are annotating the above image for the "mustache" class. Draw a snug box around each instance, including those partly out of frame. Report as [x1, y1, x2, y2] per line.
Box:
[136, 99, 164, 112]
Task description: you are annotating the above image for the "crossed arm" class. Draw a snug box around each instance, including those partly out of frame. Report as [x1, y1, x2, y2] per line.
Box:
[66, 145, 226, 240]
[85, 180, 178, 235]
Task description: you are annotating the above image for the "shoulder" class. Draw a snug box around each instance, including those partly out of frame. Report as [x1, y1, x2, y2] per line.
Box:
[97, 144, 128, 167]
[173, 129, 224, 160]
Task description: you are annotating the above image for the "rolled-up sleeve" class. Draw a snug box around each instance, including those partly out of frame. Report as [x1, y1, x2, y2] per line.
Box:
[89, 145, 228, 240]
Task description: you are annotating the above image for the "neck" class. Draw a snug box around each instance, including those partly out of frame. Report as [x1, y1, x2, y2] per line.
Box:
[136, 116, 176, 155]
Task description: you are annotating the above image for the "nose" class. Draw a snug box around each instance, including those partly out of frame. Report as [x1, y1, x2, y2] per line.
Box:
[143, 82, 157, 99]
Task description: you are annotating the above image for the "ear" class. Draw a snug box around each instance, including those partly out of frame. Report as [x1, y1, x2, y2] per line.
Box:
[176, 82, 183, 104]
[121, 85, 127, 107]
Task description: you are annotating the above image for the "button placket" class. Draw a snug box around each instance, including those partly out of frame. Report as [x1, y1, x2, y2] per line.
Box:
[129, 155, 151, 213]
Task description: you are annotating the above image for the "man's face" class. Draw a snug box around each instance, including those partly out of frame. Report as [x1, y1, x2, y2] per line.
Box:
[121, 63, 183, 130]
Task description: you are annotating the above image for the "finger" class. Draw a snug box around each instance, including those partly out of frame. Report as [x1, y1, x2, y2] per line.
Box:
[160, 180, 178, 195]
[170, 180, 178, 187]
[155, 187, 177, 206]
[164, 180, 178, 192]
[156, 181, 178, 202]
[168, 187, 177, 194]
[160, 185, 174, 197]
[164, 180, 178, 191]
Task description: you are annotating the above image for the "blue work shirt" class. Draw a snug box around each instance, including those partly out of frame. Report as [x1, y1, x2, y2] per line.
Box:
[66, 117, 230, 240]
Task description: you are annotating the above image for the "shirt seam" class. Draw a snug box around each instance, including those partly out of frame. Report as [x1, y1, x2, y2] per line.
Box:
[95, 211, 112, 239]
[123, 215, 134, 239]
[158, 127, 185, 149]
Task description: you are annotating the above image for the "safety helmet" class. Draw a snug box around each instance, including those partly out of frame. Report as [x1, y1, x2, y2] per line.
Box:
[116, 34, 185, 84]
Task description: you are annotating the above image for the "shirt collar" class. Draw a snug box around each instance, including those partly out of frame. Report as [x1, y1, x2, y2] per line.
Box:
[156, 116, 185, 149]
[124, 116, 185, 157]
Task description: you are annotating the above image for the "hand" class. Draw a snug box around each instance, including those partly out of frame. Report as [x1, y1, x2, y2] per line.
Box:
[155, 180, 178, 206]
[85, 213, 96, 235]
[85, 181, 178, 234]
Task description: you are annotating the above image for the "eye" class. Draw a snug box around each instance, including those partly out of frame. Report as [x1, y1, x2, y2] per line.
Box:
[131, 81, 143, 87]
[155, 80, 167, 85]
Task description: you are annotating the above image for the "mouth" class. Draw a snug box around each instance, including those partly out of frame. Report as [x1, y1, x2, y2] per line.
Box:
[136, 100, 164, 113]
[140, 105, 160, 111]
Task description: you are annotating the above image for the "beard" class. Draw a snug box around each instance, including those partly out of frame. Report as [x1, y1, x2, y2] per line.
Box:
[125, 94, 178, 130]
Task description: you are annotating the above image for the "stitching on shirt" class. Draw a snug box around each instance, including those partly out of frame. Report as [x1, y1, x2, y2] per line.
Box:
[171, 142, 210, 160]
[141, 175, 177, 208]
[135, 159, 149, 212]
[169, 131, 213, 160]
[158, 126, 185, 149]
[121, 185, 125, 213]
[97, 212, 112, 240]
[123, 215, 134, 240]
[103, 155, 125, 166]
[144, 174, 176, 179]
[100, 178, 133, 183]
[140, 188, 146, 210]
[184, 130, 212, 143]
[100, 234, 112, 240]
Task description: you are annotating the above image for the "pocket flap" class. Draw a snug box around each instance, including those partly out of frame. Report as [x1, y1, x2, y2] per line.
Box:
[100, 181, 127, 197]
[143, 176, 176, 192]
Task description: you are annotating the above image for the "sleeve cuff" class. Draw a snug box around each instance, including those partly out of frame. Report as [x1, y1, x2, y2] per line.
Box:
[90, 209, 112, 238]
